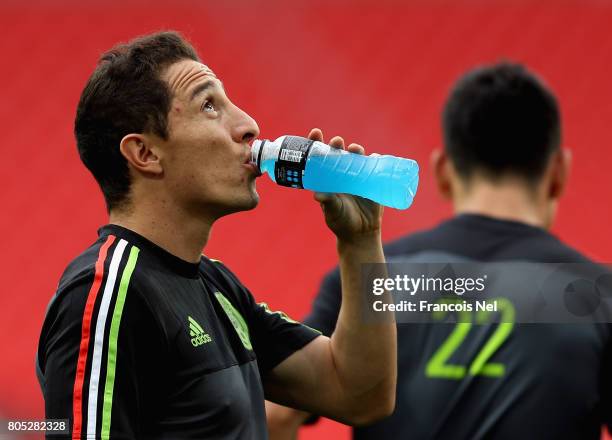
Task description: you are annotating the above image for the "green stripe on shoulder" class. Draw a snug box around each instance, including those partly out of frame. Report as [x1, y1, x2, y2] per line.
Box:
[100, 245, 140, 440]
[258, 303, 322, 335]
[203, 254, 223, 264]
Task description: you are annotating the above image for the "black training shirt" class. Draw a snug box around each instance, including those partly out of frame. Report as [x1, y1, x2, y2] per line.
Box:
[37, 224, 320, 439]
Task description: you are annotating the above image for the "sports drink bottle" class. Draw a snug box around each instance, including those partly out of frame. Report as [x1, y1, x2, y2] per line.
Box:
[250, 135, 419, 209]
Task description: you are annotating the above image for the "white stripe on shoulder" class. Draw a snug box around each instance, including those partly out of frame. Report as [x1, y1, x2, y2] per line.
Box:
[86, 238, 128, 438]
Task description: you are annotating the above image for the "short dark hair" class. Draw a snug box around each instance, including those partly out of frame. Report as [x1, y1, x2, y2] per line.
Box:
[442, 62, 561, 183]
[75, 31, 200, 212]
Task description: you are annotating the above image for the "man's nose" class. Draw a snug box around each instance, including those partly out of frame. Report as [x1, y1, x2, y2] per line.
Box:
[231, 104, 260, 144]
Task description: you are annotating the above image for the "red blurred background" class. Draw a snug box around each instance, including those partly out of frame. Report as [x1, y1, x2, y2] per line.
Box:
[1, 0, 611, 438]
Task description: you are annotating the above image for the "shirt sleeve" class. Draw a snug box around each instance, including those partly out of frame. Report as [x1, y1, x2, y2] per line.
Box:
[37, 264, 166, 439]
[303, 267, 342, 337]
[247, 299, 322, 373]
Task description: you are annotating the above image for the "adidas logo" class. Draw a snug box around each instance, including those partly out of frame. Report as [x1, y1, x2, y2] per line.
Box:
[188, 316, 212, 347]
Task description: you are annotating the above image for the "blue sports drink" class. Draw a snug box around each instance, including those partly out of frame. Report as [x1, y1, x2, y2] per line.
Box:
[251, 135, 419, 209]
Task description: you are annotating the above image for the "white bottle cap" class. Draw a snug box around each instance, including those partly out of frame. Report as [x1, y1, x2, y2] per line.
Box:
[250, 139, 265, 172]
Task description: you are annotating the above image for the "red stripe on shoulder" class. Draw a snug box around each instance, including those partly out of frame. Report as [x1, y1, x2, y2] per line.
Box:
[71, 235, 116, 439]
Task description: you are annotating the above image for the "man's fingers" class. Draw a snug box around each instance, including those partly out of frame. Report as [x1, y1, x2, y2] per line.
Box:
[307, 128, 324, 142]
[328, 136, 345, 150]
[314, 192, 346, 228]
[347, 143, 365, 155]
[314, 192, 333, 203]
[308, 131, 364, 155]
[314, 192, 341, 211]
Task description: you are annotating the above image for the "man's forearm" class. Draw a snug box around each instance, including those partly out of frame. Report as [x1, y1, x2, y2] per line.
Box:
[330, 233, 396, 404]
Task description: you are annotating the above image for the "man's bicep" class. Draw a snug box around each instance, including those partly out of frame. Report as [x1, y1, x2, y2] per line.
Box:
[304, 268, 342, 337]
[263, 335, 348, 420]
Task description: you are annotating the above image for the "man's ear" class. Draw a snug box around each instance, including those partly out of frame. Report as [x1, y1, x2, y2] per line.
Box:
[548, 148, 571, 200]
[431, 148, 453, 200]
[119, 134, 163, 176]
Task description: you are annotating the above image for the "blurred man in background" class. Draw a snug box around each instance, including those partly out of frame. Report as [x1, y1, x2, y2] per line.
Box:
[267, 63, 612, 439]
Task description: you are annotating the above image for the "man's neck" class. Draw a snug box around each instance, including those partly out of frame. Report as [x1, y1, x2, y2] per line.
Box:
[109, 203, 214, 264]
[452, 181, 548, 229]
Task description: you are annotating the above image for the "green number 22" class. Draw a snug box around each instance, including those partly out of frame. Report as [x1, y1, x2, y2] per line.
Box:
[425, 298, 515, 379]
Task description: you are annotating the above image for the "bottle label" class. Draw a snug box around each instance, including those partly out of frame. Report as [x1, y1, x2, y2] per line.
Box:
[274, 136, 313, 188]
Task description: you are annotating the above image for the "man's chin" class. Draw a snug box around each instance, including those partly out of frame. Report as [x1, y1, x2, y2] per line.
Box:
[215, 192, 259, 218]
[243, 187, 260, 210]
[242, 193, 260, 211]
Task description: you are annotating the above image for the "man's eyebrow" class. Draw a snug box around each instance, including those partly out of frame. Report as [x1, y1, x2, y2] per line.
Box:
[190, 79, 224, 101]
